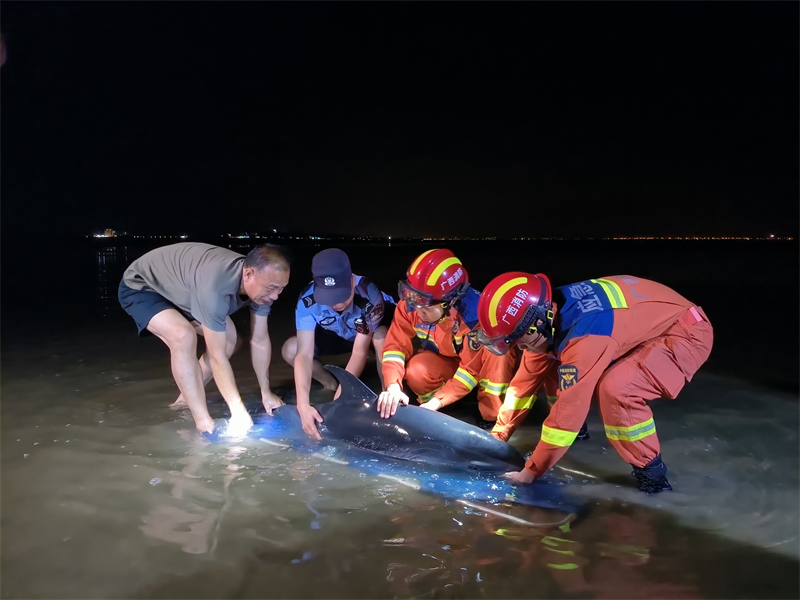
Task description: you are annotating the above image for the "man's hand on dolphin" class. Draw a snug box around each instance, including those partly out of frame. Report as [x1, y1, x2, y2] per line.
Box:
[376, 383, 409, 419]
[227, 406, 254, 437]
[261, 391, 285, 415]
[298, 404, 323, 440]
[419, 398, 442, 412]
[503, 469, 536, 484]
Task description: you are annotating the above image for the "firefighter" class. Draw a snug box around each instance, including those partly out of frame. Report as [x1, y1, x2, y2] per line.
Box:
[375, 249, 517, 429]
[475, 272, 713, 493]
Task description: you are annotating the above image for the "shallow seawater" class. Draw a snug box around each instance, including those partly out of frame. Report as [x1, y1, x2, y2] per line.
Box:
[1, 240, 798, 598]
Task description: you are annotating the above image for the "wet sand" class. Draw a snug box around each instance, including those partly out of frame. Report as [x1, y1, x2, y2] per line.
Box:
[1, 239, 798, 598]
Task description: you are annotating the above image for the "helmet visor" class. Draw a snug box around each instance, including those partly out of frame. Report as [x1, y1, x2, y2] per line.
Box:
[398, 280, 438, 309]
[475, 328, 514, 356]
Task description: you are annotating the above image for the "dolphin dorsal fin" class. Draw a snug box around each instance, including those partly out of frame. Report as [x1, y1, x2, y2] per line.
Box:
[324, 365, 377, 403]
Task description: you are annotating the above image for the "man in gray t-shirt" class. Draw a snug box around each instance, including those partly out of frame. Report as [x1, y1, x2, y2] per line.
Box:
[119, 242, 291, 434]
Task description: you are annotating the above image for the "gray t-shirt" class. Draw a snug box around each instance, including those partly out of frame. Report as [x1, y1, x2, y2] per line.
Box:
[122, 242, 271, 332]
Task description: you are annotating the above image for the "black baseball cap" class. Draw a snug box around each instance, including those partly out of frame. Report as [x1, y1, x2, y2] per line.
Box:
[312, 248, 352, 306]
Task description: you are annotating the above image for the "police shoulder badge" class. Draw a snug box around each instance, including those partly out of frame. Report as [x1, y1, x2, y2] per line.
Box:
[302, 295, 315, 308]
[467, 331, 481, 352]
[367, 303, 384, 323]
[558, 364, 578, 391]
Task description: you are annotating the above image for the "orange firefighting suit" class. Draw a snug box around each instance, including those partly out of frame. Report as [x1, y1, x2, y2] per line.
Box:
[382, 292, 517, 421]
[492, 276, 713, 476]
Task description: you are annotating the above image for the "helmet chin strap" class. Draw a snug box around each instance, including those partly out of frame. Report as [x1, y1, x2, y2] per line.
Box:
[533, 305, 556, 347]
[435, 283, 468, 323]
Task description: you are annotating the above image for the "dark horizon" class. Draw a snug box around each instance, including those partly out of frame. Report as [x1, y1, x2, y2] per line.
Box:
[1, 2, 798, 241]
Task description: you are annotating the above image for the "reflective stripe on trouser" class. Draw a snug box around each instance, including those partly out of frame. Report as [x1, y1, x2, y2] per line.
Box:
[596, 313, 713, 467]
[475, 349, 518, 421]
[476, 379, 509, 420]
[404, 351, 460, 400]
[404, 351, 511, 420]
[493, 363, 559, 441]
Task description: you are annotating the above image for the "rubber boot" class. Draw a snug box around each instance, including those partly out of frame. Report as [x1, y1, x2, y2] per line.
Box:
[576, 421, 590, 441]
[631, 454, 673, 493]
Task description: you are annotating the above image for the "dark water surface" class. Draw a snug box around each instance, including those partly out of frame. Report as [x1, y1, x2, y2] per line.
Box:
[2, 239, 798, 598]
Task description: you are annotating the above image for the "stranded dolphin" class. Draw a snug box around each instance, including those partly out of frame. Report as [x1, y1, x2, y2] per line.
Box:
[205, 366, 584, 516]
[307, 366, 526, 473]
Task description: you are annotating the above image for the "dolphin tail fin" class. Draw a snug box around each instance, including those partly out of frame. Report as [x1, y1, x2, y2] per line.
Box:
[324, 365, 378, 402]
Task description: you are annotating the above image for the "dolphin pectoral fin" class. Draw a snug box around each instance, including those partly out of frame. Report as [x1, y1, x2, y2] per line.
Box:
[324, 365, 378, 403]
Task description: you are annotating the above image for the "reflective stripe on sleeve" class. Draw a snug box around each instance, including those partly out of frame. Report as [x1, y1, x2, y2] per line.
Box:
[541, 425, 579, 447]
[479, 379, 509, 396]
[503, 392, 534, 410]
[453, 368, 478, 390]
[382, 350, 406, 365]
[604, 418, 656, 442]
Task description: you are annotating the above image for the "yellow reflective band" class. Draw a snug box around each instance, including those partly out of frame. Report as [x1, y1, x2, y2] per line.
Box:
[541, 536, 577, 546]
[382, 351, 406, 365]
[591, 278, 628, 309]
[479, 379, 509, 396]
[547, 563, 579, 570]
[546, 548, 575, 556]
[541, 425, 579, 447]
[453, 368, 477, 390]
[489, 276, 528, 327]
[604, 418, 656, 442]
[427, 257, 462, 286]
[503, 392, 534, 410]
[418, 385, 443, 402]
[409, 249, 436, 276]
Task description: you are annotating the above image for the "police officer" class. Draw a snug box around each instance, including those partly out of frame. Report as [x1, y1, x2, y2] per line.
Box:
[282, 248, 395, 439]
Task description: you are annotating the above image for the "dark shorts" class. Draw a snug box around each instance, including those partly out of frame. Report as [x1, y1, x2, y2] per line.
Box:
[118, 280, 195, 336]
[314, 326, 354, 358]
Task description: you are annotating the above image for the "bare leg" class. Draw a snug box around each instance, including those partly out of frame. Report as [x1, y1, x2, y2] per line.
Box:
[147, 309, 214, 433]
[281, 336, 338, 390]
[372, 326, 388, 390]
[172, 317, 241, 407]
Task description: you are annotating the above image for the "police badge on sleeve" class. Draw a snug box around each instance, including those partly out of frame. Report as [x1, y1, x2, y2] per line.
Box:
[366, 303, 384, 324]
[558, 364, 578, 391]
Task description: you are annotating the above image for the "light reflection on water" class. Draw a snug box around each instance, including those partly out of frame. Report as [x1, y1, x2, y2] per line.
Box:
[3, 361, 799, 599]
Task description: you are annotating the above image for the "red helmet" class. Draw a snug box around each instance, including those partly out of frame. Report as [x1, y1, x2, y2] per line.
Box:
[477, 272, 555, 355]
[398, 249, 470, 309]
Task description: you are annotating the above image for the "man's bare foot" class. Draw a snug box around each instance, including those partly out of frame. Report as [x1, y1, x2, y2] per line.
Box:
[171, 395, 188, 409]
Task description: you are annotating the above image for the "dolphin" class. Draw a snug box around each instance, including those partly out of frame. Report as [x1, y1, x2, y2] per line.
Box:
[306, 366, 526, 473]
[204, 366, 585, 516]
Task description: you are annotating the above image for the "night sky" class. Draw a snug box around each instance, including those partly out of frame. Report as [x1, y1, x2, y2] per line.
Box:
[1, 2, 797, 240]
